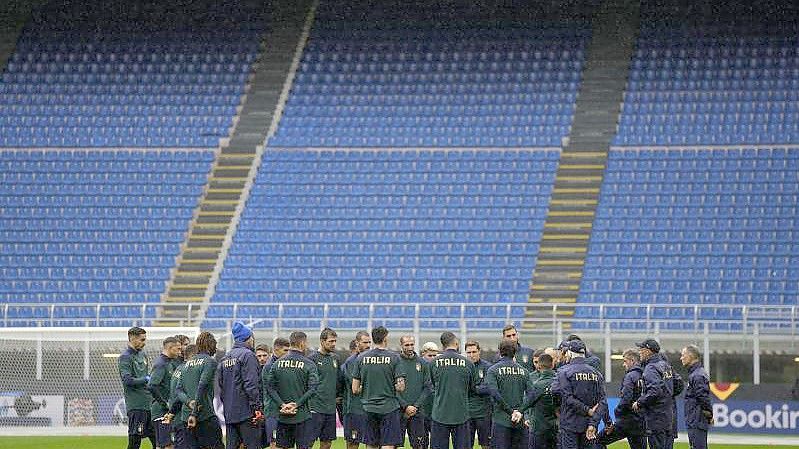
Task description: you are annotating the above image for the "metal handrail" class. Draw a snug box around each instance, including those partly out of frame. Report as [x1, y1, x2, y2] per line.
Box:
[1, 301, 797, 333]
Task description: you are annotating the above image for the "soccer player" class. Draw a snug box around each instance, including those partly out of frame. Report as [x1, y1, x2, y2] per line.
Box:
[256, 344, 272, 367]
[119, 326, 155, 449]
[680, 345, 712, 449]
[342, 331, 371, 449]
[550, 340, 607, 449]
[429, 332, 477, 449]
[632, 339, 675, 449]
[308, 328, 341, 449]
[352, 326, 406, 449]
[148, 336, 181, 449]
[273, 338, 290, 362]
[499, 325, 535, 372]
[174, 335, 191, 364]
[598, 349, 645, 449]
[421, 342, 439, 361]
[177, 331, 223, 449]
[218, 322, 263, 449]
[464, 341, 491, 449]
[165, 343, 196, 449]
[263, 338, 289, 449]
[397, 335, 431, 449]
[532, 349, 544, 373]
[419, 341, 439, 446]
[480, 340, 532, 449]
[264, 331, 320, 449]
[526, 353, 557, 449]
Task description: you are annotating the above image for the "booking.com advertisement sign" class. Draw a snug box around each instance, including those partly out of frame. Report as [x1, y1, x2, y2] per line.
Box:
[608, 382, 799, 434]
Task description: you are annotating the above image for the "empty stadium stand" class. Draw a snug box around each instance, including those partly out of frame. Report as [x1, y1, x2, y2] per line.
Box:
[615, 0, 799, 145]
[269, 0, 590, 147]
[570, 0, 799, 334]
[160, 0, 314, 324]
[576, 147, 799, 331]
[208, 148, 559, 330]
[0, 149, 214, 326]
[0, 0, 266, 147]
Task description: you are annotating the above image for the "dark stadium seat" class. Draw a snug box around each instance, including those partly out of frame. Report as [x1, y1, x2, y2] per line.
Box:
[0, 0, 264, 147]
[576, 148, 799, 331]
[206, 148, 558, 328]
[268, 1, 588, 147]
[0, 149, 213, 326]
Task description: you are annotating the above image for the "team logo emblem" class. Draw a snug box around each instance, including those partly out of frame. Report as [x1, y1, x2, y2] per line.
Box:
[416, 363, 421, 372]
[478, 370, 484, 379]
[522, 356, 528, 363]
[333, 360, 338, 369]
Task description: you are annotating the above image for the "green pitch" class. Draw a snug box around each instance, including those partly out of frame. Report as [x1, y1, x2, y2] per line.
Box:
[0, 437, 798, 449]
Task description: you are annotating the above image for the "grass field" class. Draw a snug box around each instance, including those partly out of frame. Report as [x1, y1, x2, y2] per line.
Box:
[1, 437, 798, 449]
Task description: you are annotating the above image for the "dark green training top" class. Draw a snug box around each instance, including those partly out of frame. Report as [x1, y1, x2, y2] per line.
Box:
[264, 349, 320, 424]
[429, 348, 477, 425]
[176, 352, 217, 422]
[118, 346, 152, 412]
[342, 352, 364, 415]
[148, 353, 176, 418]
[353, 347, 405, 415]
[469, 359, 493, 419]
[397, 353, 432, 411]
[481, 356, 533, 428]
[527, 369, 558, 433]
[308, 350, 341, 415]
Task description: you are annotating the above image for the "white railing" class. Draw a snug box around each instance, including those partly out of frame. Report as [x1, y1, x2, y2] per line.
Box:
[2, 302, 797, 336]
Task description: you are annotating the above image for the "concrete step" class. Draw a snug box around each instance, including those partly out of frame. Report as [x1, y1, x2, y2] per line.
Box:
[528, 0, 638, 317]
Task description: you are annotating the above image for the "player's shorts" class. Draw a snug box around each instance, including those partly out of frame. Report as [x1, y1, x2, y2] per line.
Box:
[492, 423, 528, 449]
[430, 420, 471, 449]
[154, 420, 173, 447]
[262, 416, 278, 447]
[308, 412, 337, 442]
[186, 416, 224, 449]
[227, 419, 263, 449]
[343, 413, 367, 443]
[364, 409, 403, 447]
[402, 413, 429, 449]
[127, 410, 154, 437]
[276, 419, 314, 449]
[468, 416, 492, 447]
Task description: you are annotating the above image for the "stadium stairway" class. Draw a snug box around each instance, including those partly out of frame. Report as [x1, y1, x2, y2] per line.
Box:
[158, 0, 317, 325]
[527, 0, 639, 328]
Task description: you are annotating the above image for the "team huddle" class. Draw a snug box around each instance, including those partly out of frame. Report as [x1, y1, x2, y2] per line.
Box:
[118, 324, 713, 449]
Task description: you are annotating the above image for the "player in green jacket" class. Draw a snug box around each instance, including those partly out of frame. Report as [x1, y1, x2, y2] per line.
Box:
[175, 331, 223, 449]
[352, 326, 407, 449]
[397, 335, 432, 449]
[264, 331, 320, 449]
[118, 326, 154, 449]
[480, 341, 534, 449]
[308, 328, 341, 449]
[429, 332, 478, 449]
[527, 354, 558, 449]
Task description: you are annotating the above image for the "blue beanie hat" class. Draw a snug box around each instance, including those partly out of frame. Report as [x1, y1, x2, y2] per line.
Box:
[232, 321, 253, 342]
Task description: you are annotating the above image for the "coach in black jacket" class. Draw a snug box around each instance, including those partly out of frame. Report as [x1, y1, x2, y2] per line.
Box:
[681, 345, 712, 449]
[632, 338, 675, 449]
[599, 349, 645, 449]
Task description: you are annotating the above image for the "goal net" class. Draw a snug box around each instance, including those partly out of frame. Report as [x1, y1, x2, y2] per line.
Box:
[0, 326, 198, 435]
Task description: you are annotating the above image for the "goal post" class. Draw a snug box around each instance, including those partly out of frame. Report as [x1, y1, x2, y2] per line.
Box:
[0, 326, 198, 435]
